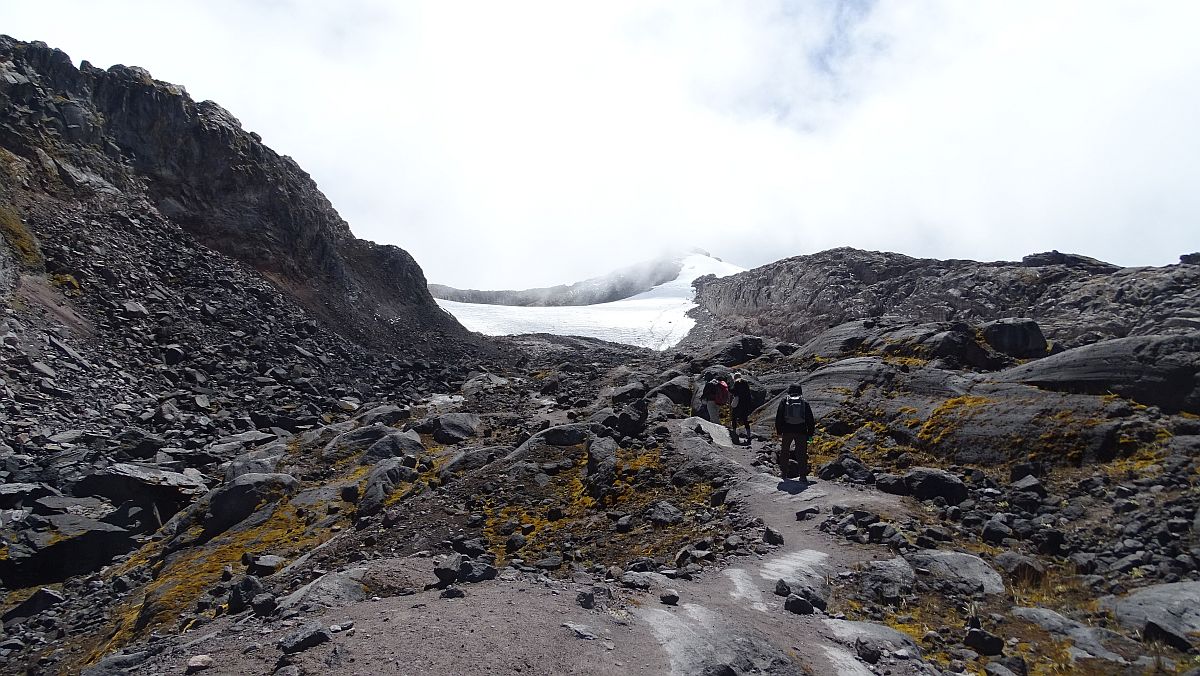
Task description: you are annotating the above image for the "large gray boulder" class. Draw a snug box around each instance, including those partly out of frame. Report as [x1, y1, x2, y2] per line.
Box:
[438, 445, 508, 482]
[861, 557, 915, 605]
[359, 429, 425, 464]
[358, 459, 419, 516]
[353, 404, 411, 427]
[0, 514, 135, 587]
[225, 443, 287, 480]
[584, 436, 618, 501]
[203, 473, 299, 535]
[433, 412, 482, 444]
[670, 418, 744, 487]
[994, 333, 1200, 413]
[822, 619, 921, 657]
[903, 467, 968, 505]
[905, 550, 1004, 595]
[1011, 607, 1135, 663]
[278, 567, 368, 611]
[647, 375, 692, 406]
[694, 334, 765, 367]
[504, 424, 592, 462]
[73, 463, 208, 518]
[1100, 581, 1200, 652]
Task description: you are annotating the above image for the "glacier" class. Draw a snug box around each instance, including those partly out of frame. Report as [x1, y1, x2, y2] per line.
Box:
[436, 254, 744, 350]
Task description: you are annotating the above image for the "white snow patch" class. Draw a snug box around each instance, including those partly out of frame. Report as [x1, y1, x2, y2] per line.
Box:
[437, 254, 744, 350]
[635, 603, 721, 675]
[759, 549, 830, 584]
[723, 568, 769, 613]
[818, 645, 876, 676]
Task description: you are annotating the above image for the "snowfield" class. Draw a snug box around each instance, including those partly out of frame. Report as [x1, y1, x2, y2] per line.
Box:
[436, 254, 744, 350]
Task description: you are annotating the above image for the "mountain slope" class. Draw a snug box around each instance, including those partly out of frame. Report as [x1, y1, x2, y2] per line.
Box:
[438, 253, 744, 349]
[0, 35, 469, 352]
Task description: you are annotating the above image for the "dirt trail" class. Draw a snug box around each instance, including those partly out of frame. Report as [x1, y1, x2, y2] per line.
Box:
[131, 421, 928, 675]
[626, 426, 925, 675]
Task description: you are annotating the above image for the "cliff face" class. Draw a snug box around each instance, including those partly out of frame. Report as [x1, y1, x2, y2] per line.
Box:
[0, 35, 466, 350]
[692, 247, 1200, 347]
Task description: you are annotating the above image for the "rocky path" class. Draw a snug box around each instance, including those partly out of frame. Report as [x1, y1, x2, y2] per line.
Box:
[124, 419, 929, 676]
[626, 423, 926, 676]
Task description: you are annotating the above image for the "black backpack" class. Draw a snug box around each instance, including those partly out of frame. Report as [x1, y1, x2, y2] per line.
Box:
[701, 378, 719, 400]
[782, 396, 808, 425]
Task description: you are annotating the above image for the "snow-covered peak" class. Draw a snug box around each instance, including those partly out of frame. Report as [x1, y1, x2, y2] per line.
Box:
[436, 252, 745, 349]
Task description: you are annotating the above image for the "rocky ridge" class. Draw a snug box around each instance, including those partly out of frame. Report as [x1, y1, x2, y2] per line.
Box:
[0, 35, 469, 350]
[691, 247, 1200, 348]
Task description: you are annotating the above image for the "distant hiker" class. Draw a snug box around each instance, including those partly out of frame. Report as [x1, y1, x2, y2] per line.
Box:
[775, 383, 816, 481]
[730, 372, 753, 445]
[699, 376, 730, 423]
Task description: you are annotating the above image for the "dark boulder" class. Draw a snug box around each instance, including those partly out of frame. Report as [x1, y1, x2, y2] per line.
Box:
[994, 551, 1046, 584]
[359, 430, 425, 464]
[203, 473, 299, 536]
[981, 318, 1047, 358]
[647, 375, 692, 406]
[358, 459, 418, 516]
[278, 621, 332, 654]
[905, 550, 1004, 595]
[227, 575, 264, 614]
[646, 501, 683, 526]
[584, 436, 618, 501]
[73, 463, 208, 520]
[861, 557, 915, 605]
[1100, 581, 1200, 652]
[903, 467, 967, 505]
[0, 483, 59, 509]
[994, 333, 1200, 413]
[438, 445, 507, 482]
[1, 587, 65, 626]
[432, 412, 482, 444]
[0, 514, 135, 587]
[818, 454, 874, 483]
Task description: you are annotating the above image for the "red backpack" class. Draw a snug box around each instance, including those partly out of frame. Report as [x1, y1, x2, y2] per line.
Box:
[715, 381, 731, 405]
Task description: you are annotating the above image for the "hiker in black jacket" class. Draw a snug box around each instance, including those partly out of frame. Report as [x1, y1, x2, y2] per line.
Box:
[730, 373, 753, 445]
[774, 383, 816, 481]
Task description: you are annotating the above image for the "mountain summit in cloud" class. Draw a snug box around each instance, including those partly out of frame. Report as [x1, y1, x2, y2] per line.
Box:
[429, 250, 715, 307]
[435, 252, 744, 350]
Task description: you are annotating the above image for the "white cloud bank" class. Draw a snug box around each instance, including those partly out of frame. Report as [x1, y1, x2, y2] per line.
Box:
[2, 1, 1198, 288]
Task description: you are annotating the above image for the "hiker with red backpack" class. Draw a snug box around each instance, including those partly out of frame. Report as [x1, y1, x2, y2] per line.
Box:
[774, 383, 816, 481]
[699, 376, 731, 423]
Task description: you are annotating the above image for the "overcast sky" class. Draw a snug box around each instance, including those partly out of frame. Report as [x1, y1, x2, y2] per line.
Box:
[3, 1, 1198, 288]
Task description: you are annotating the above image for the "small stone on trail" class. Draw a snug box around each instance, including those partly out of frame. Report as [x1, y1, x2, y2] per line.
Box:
[278, 621, 332, 654]
[795, 506, 820, 521]
[763, 526, 785, 545]
[440, 586, 465, 599]
[784, 594, 814, 614]
[854, 637, 881, 664]
[185, 654, 214, 673]
[563, 622, 598, 640]
[660, 589, 680, 606]
[576, 590, 595, 609]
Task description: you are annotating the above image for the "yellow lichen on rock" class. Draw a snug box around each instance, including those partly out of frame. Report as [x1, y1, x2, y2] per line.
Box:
[0, 204, 42, 267]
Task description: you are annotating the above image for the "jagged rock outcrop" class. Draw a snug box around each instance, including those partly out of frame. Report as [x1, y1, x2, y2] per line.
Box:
[692, 247, 1200, 348]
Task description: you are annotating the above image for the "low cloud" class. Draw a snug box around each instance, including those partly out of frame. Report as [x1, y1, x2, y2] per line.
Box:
[4, 1, 1198, 288]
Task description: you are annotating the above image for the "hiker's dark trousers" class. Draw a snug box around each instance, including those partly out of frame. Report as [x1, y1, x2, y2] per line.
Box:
[779, 434, 808, 480]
